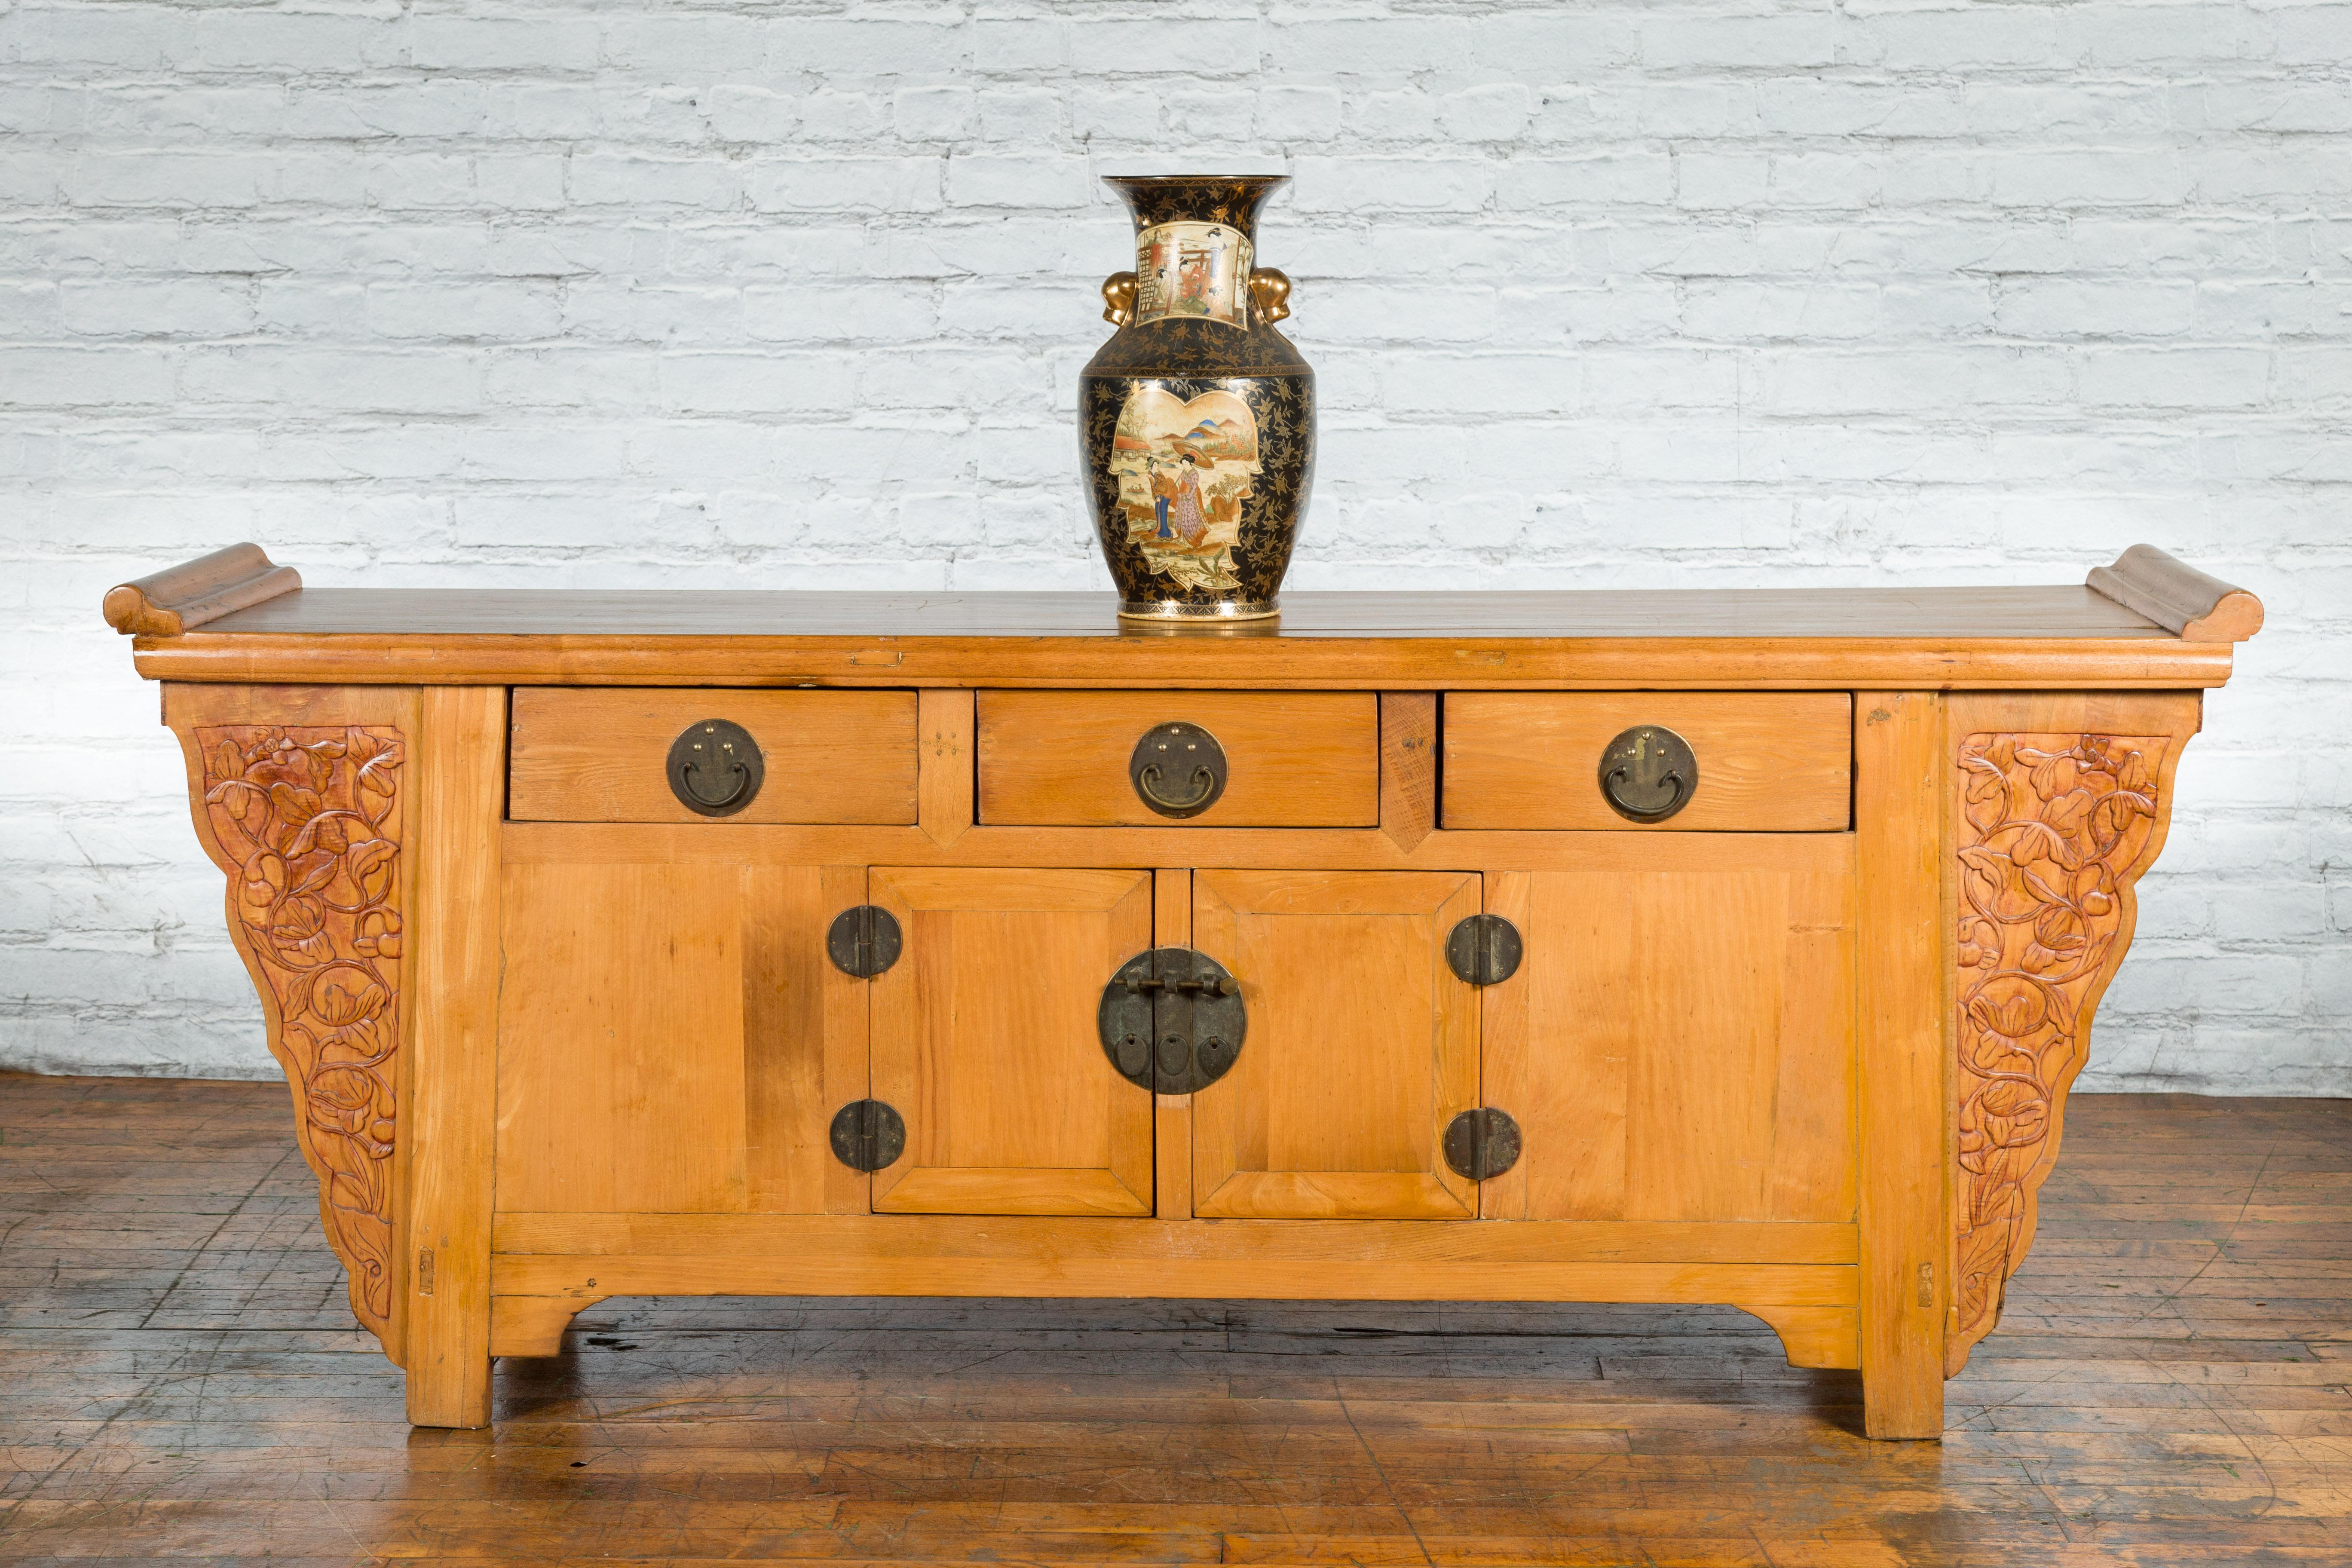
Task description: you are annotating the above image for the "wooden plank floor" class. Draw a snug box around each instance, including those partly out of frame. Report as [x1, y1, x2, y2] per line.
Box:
[2, 1075, 2347, 1566]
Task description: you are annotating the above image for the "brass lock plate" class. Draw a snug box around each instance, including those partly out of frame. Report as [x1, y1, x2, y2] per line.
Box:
[1129, 722, 1228, 819]
[667, 718, 764, 817]
[1097, 946, 1246, 1093]
[1598, 725, 1698, 823]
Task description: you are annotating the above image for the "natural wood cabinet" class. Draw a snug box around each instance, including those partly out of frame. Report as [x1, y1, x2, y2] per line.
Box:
[109, 542, 2262, 1440]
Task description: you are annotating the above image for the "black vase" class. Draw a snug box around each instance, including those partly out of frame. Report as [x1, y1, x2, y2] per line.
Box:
[1079, 175, 1315, 622]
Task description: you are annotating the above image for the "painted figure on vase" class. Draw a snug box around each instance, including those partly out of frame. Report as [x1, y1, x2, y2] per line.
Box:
[1170, 453, 1207, 546]
[1109, 386, 1259, 596]
[1148, 459, 1175, 539]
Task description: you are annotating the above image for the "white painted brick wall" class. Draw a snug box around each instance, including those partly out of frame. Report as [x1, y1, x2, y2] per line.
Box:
[3, 0, 2345, 1093]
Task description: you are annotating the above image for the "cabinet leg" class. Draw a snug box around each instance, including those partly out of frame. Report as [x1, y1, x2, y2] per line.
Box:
[1856, 692, 1950, 1441]
[406, 1335, 493, 1428]
[401, 687, 508, 1430]
[1860, 1323, 1945, 1439]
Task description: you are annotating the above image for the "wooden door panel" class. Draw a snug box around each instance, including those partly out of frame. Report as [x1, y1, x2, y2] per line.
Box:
[869, 867, 1155, 1216]
[1482, 845, 1856, 1224]
[496, 861, 863, 1216]
[1192, 870, 1480, 1219]
[498, 862, 747, 1213]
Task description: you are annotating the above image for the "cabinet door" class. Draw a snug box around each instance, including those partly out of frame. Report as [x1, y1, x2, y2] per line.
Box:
[496, 860, 866, 1215]
[1480, 844, 1856, 1223]
[1192, 870, 1482, 1219]
[869, 867, 1155, 1216]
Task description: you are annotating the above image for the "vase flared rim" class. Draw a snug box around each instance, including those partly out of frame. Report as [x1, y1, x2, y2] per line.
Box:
[1101, 174, 1289, 188]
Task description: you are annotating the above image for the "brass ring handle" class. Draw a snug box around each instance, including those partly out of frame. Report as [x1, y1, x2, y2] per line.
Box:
[1137, 762, 1217, 815]
[667, 719, 765, 818]
[1602, 764, 1686, 822]
[1596, 724, 1697, 824]
[681, 756, 750, 809]
[1128, 721, 1228, 818]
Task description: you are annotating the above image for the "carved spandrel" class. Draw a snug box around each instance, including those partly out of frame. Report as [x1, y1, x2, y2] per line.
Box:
[1949, 731, 2171, 1374]
[193, 723, 405, 1342]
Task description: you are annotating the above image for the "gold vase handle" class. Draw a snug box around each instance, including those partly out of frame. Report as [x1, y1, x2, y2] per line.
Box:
[1248, 268, 1292, 325]
[1101, 271, 1137, 327]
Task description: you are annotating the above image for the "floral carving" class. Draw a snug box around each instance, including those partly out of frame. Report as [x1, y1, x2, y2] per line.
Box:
[1950, 731, 2170, 1372]
[197, 724, 404, 1339]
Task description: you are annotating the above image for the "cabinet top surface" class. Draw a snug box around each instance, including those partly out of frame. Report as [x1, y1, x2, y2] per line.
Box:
[198, 584, 2167, 642]
[128, 584, 2244, 690]
[115, 540, 2264, 689]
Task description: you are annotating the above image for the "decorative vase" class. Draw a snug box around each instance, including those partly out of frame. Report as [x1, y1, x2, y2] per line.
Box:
[1080, 175, 1315, 622]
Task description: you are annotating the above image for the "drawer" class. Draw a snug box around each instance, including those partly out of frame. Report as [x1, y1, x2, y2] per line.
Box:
[978, 691, 1379, 826]
[509, 688, 918, 824]
[1443, 692, 1851, 831]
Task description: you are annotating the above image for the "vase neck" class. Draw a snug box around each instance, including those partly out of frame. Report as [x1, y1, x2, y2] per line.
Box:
[1103, 175, 1285, 333]
[1130, 219, 1254, 331]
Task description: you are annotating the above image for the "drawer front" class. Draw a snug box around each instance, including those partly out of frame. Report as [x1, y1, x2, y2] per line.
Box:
[1443, 692, 1851, 832]
[978, 691, 1379, 827]
[510, 688, 918, 824]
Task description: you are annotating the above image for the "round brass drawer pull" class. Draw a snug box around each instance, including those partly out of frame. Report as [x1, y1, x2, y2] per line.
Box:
[1599, 725, 1697, 823]
[667, 718, 763, 817]
[1130, 721, 1228, 818]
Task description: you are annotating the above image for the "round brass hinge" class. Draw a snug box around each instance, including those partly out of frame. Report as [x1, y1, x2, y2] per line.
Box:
[829, 1099, 905, 1173]
[827, 905, 903, 978]
[1442, 1107, 1522, 1182]
[667, 718, 764, 817]
[1446, 913, 1522, 987]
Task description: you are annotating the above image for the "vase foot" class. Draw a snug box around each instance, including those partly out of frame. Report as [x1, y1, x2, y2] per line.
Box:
[1117, 599, 1279, 623]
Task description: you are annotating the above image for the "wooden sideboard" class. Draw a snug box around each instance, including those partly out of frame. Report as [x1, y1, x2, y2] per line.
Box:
[104, 542, 2263, 1439]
